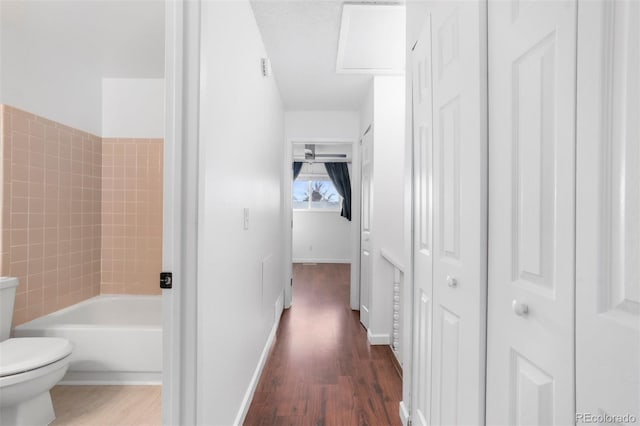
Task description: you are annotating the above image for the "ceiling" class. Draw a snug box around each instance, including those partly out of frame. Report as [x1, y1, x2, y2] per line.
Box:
[251, 1, 404, 111]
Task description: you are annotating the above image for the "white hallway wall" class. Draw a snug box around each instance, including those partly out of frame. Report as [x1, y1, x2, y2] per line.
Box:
[359, 76, 406, 342]
[198, 1, 285, 424]
[287, 111, 358, 264]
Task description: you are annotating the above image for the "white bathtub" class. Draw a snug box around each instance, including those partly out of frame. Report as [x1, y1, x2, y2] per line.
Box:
[13, 295, 162, 385]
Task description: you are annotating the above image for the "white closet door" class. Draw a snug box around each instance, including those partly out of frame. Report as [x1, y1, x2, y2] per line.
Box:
[411, 20, 434, 426]
[487, 1, 577, 424]
[576, 0, 640, 422]
[429, 1, 487, 425]
[360, 128, 374, 328]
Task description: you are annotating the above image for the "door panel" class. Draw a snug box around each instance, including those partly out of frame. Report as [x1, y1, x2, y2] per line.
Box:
[360, 129, 374, 328]
[430, 2, 487, 425]
[576, 0, 640, 421]
[411, 21, 434, 426]
[487, 1, 577, 424]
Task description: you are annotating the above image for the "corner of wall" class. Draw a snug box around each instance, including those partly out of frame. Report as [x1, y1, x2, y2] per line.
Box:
[0, 105, 8, 276]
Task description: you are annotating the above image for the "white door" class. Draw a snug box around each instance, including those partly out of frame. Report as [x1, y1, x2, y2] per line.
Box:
[429, 2, 488, 425]
[411, 21, 434, 426]
[576, 1, 640, 422]
[360, 128, 374, 328]
[487, 1, 577, 424]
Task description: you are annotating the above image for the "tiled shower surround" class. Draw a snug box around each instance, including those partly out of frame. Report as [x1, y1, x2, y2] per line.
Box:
[0, 105, 162, 325]
[101, 138, 163, 295]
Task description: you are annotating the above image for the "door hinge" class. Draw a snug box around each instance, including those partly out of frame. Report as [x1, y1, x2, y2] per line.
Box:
[160, 272, 173, 289]
[290, 278, 293, 287]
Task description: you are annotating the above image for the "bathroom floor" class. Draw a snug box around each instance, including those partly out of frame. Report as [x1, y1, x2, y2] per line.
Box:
[51, 385, 161, 425]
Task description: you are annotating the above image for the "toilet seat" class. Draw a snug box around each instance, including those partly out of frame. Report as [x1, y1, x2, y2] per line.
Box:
[0, 338, 73, 377]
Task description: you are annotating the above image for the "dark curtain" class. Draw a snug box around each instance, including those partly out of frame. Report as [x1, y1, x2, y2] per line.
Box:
[293, 162, 303, 180]
[324, 162, 351, 221]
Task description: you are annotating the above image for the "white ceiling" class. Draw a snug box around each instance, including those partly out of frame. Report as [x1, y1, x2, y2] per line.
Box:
[251, 1, 404, 111]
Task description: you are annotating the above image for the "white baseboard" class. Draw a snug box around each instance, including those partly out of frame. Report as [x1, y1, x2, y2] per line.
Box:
[367, 329, 391, 345]
[292, 258, 351, 264]
[233, 317, 279, 425]
[60, 371, 161, 385]
[399, 401, 410, 426]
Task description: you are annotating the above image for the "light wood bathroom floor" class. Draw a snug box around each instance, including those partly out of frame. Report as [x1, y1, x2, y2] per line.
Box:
[51, 385, 161, 426]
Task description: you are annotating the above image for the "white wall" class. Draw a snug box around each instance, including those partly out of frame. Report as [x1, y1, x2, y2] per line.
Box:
[283, 110, 361, 308]
[360, 76, 406, 342]
[0, 0, 164, 135]
[293, 211, 351, 262]
[197, 1, 285, 424]
[285, 110, 361, 138]
[102, 78, 165, 138]
[372, 77, 406, 263]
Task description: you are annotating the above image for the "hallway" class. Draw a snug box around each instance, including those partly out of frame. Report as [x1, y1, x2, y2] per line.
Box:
[244, 263, 402, 426]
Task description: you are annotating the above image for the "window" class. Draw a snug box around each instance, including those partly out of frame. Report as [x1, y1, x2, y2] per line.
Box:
[293, 177, 341, 210]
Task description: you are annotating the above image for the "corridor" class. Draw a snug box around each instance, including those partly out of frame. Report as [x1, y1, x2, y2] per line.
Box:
[244, 263, 402, 425]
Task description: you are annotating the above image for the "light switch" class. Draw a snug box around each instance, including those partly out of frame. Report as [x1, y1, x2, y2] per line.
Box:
[244, 208, 249, 230]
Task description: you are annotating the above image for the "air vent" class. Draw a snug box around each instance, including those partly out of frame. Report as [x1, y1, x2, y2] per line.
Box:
[261, 58, 271, 77]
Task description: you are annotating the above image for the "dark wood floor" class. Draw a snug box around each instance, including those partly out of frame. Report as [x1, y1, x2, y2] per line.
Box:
[244, 263, 402, 426]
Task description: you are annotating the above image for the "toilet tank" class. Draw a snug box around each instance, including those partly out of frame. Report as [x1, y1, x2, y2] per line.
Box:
[0, 277, 19, 341]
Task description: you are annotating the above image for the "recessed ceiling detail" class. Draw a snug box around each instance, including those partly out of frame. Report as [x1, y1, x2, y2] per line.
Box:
[336, 4, 406, 74]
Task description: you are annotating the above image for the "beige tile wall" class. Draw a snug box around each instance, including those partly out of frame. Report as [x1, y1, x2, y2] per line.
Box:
[1, 105, 102, 325]
[0, 106, 164, 326]
[101, 138, 162, 295]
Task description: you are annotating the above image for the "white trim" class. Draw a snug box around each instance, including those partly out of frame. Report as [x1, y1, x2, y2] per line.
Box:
[163, 1, 200, 424]
[233, 315, 280, 426]
[399, 401, 411, 426]
[293, 258, 351, 264]
[61, 371, 161, 386]
[292, 208, 343, 213]
[367, 329, 392, 345]
[162, 1, 181, 423]
[291, 138, 357, 145]
[380, 248, 405, 272]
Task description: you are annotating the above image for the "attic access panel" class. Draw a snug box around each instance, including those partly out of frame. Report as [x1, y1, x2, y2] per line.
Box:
[336, 4, 406, 74]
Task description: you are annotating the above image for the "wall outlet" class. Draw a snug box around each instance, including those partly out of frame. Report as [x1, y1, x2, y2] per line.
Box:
[243, 208, 249, 230]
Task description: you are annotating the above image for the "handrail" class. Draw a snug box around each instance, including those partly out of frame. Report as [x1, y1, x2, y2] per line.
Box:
[380, 249, 405, 272]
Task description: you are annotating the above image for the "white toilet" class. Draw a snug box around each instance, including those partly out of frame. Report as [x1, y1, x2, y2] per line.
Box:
[0, 277, 73, 426]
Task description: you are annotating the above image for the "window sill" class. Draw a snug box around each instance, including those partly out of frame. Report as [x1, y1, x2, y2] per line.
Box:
[292, 209, 342, 213]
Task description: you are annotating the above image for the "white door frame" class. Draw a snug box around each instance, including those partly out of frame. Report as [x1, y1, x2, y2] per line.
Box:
[162, 0, 199, 424]
[284, 138, 360, 310]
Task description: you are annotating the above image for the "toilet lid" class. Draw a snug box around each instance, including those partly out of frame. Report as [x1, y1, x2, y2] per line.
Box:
[0, 337, 73, 377]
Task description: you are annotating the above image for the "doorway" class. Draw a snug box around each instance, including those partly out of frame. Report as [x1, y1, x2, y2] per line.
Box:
[286, 140, 358, 309]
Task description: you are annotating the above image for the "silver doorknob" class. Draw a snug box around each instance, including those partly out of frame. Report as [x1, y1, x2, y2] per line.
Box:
[446, 276, 457, 288]
[512, 300, 529, 316]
